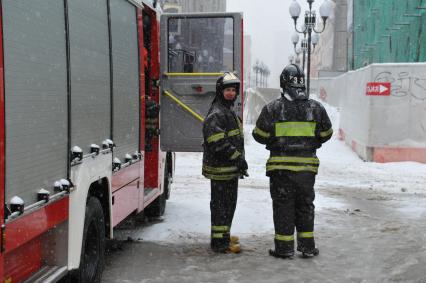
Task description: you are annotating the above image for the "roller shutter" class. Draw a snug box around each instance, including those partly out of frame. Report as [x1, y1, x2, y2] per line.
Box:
[110, 0, 140, 162]
[3, 0, 68, 205]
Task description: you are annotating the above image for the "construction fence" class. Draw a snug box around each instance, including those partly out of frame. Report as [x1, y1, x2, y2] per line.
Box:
[351, 0, 426, 69]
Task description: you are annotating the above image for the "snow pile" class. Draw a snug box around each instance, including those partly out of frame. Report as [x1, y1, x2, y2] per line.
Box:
[314, 97, 426, 195]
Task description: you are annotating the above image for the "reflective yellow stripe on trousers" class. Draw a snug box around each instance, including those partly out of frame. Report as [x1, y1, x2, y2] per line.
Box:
[298, 232, 314, 238]
[275, 234, 294, 241]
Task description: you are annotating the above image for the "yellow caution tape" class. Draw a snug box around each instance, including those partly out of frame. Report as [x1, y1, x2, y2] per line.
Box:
[163, 90, 205, 122]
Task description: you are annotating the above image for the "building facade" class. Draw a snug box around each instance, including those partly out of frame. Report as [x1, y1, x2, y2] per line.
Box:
[310, 0, 349, 78]
[351, 0, 426, 69]
[311, 0, 426, 77]
[162, 0, 226, 13]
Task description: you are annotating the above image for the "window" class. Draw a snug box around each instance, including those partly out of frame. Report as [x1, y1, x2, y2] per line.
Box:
[167, 17, 234, 73]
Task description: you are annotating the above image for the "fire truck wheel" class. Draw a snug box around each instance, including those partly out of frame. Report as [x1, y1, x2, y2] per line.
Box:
[164, 172, 172, 200]
[145, 189, 166, 217]
[73, 197, 106, 282]
[165, 152, 173, 200]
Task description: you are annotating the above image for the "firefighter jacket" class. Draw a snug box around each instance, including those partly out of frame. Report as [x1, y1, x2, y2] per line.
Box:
[202, 98, 245, 181]
[252, 94, 332, 176]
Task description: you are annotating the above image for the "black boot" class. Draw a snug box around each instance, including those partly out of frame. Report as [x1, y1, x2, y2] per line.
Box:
[269, 248, 294, 259]
[269, 238, 294, 259]
[297, 246, 319, 257]
[297, 237, 318, 257]
[211, 241, 227, 253]
[211, 234, 230, 253]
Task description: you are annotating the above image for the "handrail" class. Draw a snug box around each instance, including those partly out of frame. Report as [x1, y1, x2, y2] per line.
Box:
[164, 72, 223, 77]
[163, 90, 205, 122]
[6, 191, 68, 223]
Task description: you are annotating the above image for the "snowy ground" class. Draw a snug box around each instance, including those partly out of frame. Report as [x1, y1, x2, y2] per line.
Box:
[104, 101, 426, 282]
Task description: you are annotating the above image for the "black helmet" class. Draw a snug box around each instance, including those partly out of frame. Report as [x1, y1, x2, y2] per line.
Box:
[280, 64, 307, 100]
[216, 72, 240, 98]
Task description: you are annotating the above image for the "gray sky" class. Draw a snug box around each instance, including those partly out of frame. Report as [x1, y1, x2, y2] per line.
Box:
[226, 0, 322, 88]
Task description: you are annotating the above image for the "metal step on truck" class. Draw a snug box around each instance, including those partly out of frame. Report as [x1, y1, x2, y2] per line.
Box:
[0, 0, 243, 281]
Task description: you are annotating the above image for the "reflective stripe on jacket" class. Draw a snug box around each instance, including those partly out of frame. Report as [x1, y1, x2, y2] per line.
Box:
[202, 99, 244, 180]
[252, 95, 332, 175]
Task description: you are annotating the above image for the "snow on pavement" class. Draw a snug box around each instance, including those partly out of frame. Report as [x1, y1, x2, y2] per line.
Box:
[120, 100, 426, 244]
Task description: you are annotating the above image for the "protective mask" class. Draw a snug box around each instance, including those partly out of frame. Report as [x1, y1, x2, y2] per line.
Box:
[287, 86, 308, 100]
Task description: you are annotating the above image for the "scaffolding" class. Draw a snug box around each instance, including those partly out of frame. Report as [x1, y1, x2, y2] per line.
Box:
[351, 0, 426, 69]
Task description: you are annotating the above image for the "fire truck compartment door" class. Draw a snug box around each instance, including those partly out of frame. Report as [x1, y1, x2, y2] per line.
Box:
[160, 13, 243, 152]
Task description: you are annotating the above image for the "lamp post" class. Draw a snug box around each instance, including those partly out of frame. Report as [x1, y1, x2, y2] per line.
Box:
[289, 0, 331, 96]
[291, 32, 303, 68]
[292, 32, 311, 72]
[259, 62, 265, 87]
[253, 61, 260, 87]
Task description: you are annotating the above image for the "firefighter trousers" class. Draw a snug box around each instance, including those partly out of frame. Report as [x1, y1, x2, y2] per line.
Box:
[210, 178, 238, 250]
[270, 171, 316, 254]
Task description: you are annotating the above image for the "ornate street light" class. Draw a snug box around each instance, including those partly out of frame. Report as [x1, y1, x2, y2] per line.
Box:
[291, 30, 314, 73]
[253, 60, 260, 87]
[289, 0, 332, 96]
[291, 32, 300, 47]
[311, 32, 320, 49]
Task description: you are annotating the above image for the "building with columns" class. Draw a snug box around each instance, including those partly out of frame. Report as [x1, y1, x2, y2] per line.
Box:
[310, 0, 349, 78]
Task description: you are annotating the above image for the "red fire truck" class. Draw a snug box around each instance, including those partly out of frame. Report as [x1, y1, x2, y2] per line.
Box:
[0, 0, 243, 281]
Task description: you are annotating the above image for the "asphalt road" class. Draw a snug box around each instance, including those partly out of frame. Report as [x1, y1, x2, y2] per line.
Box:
[103, 186, 426, 283]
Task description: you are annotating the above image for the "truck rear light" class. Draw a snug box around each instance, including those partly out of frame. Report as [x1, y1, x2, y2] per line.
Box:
[191, 84, 203, 93]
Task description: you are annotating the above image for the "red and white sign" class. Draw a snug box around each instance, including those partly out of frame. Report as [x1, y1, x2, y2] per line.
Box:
[366, 82, 391, 96]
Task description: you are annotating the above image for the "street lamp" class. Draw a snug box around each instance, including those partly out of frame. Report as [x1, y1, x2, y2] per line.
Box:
[301, 38, 308, 70]
[291, 32, 300, 63]
[311, 32, 320, 50]
[291, 32, 300, 47]
[260, 62, 265, 87]
[253, 61, 260, 87]
[289, 0, 332, 96]
[291, 31, 312, 73]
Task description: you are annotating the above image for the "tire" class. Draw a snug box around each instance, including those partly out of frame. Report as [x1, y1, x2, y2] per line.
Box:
[145, 188, 166, 217]
[165, 152, 173, 200]
[164, 171, 172, 200]
[72, 197, 105, 283]
[145, 163, 170, 217]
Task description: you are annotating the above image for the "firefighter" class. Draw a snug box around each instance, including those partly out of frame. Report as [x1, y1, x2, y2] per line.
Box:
[252, 64, 333, 259]
[202, 72, 248, 253]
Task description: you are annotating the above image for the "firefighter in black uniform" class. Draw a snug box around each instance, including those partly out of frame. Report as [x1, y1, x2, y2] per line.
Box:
[202, 72, 248, 253]
[252, 64, 333, 259]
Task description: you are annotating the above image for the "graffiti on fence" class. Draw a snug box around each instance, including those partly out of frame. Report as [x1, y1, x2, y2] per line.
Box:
[374, 71, 426, 101]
